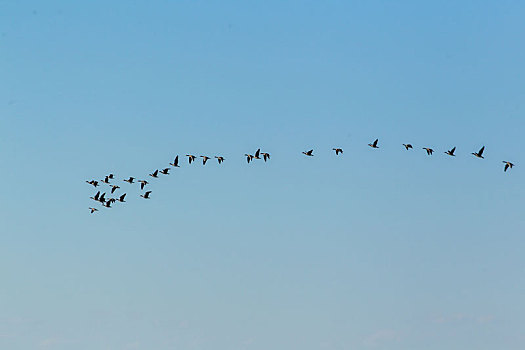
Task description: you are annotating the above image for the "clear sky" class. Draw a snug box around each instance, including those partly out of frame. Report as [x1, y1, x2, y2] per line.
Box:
[1, 1, 524, 349]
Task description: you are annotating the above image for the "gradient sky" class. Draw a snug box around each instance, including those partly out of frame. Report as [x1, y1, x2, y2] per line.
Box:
[1, 1, 524, 349]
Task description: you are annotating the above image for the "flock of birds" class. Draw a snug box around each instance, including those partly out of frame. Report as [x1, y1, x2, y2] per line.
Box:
[85, 141, 516, 214]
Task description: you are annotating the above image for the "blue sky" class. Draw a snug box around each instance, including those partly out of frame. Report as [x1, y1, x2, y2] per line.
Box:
[1, 1, 524, 349]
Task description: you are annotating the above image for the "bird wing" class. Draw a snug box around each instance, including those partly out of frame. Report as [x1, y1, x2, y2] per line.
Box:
[373, 139, 378, 147]
[479, 146, 485, 156]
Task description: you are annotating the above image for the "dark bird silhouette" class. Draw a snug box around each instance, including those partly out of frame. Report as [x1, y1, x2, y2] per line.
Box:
[101, 176, 111, 184]
[108, 198, 117, 204]
[141, 191, 152, 199]
[124, 177, 135, 184]
[110, 185, 120, 194]
[160, 168, 170, 175]
[201, 156, 210, 165]
[170, 155, 180, 168]
[472, 146, 485, 159]
[445, 147, 456, 156]
[86, 180, 99, 187]
[333, 148, 343, 155]
[104, 200, 112, 208]
[245, 154, 254, 163]
[90, 191, 100, 201]
[138, 180, 148, 190]
[254, 149, 261, 159]
[186, 154, 196, 164]
[302, 149, 314, 156]
[503, 161, 514, 172]
[423, 147, 434, 156]
[215, 156, 225, 164]
[118, 193, 126, 202]
[403, 144, 413, 150]
[89, 207, 98, 214]
[99, 192, 106, 204]
[107, 174, 115, 179]
[149, 170, 159, 178]
[261, 152, 270, 161]
[368, 139, 379, 148]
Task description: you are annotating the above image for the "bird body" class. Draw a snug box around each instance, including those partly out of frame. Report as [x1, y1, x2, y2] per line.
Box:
[302, 149, 314, 156]
[86, 180, 99, 187]
[141, 191, 152, 199]
[445, 147, 456, 156]
[333, 148, 343, 155]
[254, 149, 261, 159]
[170, 155, 180, 167]
[403, 144, 413, 150]
[368, 139, 379, 148]
[89, 207, 98, 213]
[245, 154, 254, 163]
[472, 146, 485, 159]
[201, 156, 210, 165]
[110, 185, 120, 194]
[261, 152, 270, 161]
[101, 176, 111, 184]
[186, 155, 196, 164]
[423, 147, 434, 156]
[90, 191, 100, 201]
[160, 168, 170, 175]
[124, 177, 135, 184]
[215, 156, 225, 164]
[118, 193, 126, 202]
[138, 180, 148, 190]
[503, 161, 514, 172]
[149, 170, 159, 178]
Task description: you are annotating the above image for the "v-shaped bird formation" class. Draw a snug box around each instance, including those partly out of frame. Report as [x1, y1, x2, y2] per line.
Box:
[86, 142, 516, 214]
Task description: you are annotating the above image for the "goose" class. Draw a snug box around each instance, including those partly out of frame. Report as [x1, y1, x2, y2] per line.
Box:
[201, 156, 211, 165]
[110, 185, 120, 194]
[261, 152, 270, 161]
[118, 193, 126, 202]
[89, 207, 98, 214]
[98, 192, 106, 203]
[108, 198, 117, 204]
[423, 147, 434, 156]
[86, 180, 99, 187]
[123, 177, 135, 184]
[160, 168, 170, 175]
[368, 139, 379, 148]
[107, 174, 115, 179]
[403, 144, 413, 150]
[245, 154, 254, 163]
[90, 191, 100, 201]
[472, 146, 485, 159]
[215, 156, 225, 164]
[333, 148, 343, 155]
[138, 180, 148, 190]
[170, 155, 180, 167]
[186, 155, 196, 164]
[445, 147, 456, 156]
[140, 191, 152, 199]
[503, 161, 514, 172]
[101, 176, 111, 184]
[104, 200, 112, 208]
[302, 149, 314, 156]
[149, 169, 159, 178]
[254, 149, 261, 159]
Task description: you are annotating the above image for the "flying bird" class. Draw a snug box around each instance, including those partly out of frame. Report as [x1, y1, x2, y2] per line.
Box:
[110, 185, 120, 194]
[101, 176, 111, 184]
[245, 154, 254, 163]
[302, 149, 314, 156]
[123, 177, 135, 184]
[160, 168, 170, 175]
[170, 156, 180, 167]
[86, 180, 99, 187]
[445, 147, 456, 156]
[138, 180, 148, 190]
[186, 155, 196, 164]
[89, 207, 98, 214]
[423, 147, 434, 156]
[472, 146, 485, 159]
[261, 152, 270, 161]
[368, 139, 379, 148]
[254, 149, 261, 159]
[215, 156, 225, 164]
[503, 161, 514, 172]
[149, 169, 159, 178]
[333, 148, 343, 155]
[104, 201, 112, 208]
[118, 193, 126, 202]
[107, 174, 115, 179]
[201, 156, 211, 165]
[90, 191, 100, 201]
[403, 144, 413, 150]
[140, 191, 152, 199]
[98, 192, 106, 204]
